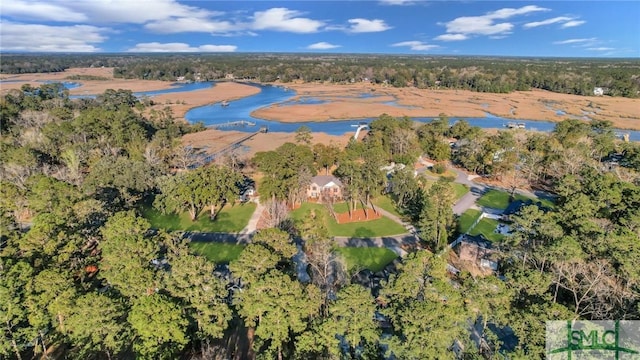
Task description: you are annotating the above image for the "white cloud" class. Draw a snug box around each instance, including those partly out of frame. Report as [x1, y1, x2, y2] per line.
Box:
[127, 42, 237, 53]
[392, 41, 439, 51]
[0, 21, 106, 52]
[523, 16, 573, 28]
[347, 18, 392, 33]
[436, 5, 548, 41]
[486, 5, 549, 19]
[307, 42, 341, 50]
[445, 18, 513, 36]
[61, 0, 217, 24]
[434, 33, 468, 41]
[0, 0, 87, 22]
[561, 20, 585, 28]
[379, 0, 413, 5]
[251, 8, 324, 33]
[144, 17, 236, 34]
[553, 38, 597, 45]
[587, 47, 615, 51]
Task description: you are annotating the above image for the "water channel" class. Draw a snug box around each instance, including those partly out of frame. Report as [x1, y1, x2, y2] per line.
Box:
[184, 83, 640, 141]
[20, 80, 637, 140]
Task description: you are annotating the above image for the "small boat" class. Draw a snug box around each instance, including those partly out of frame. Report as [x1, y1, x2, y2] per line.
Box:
[221, 100, 229, 107]
[505, 122, 525, 129]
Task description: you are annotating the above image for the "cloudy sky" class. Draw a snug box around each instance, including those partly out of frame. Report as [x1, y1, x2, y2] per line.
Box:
[1, 0, 638, 57]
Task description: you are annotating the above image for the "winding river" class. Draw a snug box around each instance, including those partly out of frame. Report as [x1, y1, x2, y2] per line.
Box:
[23, 80, 637, 140]
[185, 83, 640, 141]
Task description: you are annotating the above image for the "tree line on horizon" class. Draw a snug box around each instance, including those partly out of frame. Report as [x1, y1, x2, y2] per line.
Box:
[1, 84, 639, 359]
[2, 54, 639, 98]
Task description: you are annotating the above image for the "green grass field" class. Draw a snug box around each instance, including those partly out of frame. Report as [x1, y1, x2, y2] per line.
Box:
[372, 195, 402, 217]
[291, 203, 407, 238]
[452, 183, 470, 200]
[142, 202, 256, 233]
[335, 247, 398, 272]
[468, 217, 504, 243]
[477, 189, 555, 210]
[332, 202, 350, 214]
[457, 209, 482, 234]
[189, 242, 245, 263]
[422, 178, 469, 200]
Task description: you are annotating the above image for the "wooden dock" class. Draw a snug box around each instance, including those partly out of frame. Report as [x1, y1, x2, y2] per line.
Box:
[195, 126, 268, 167]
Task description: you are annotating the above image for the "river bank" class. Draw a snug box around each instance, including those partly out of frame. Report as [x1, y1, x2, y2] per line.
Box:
[252, 82, 640, 131]
[2, 67, 639, 131]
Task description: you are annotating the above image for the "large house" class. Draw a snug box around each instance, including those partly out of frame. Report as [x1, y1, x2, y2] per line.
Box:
[307, 175, 343, 202]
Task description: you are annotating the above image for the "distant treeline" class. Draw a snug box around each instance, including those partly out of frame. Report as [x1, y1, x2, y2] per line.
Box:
[2, 53, 639, 97]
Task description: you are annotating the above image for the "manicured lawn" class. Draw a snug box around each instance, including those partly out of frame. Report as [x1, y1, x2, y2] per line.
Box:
[476, 190, 513, 209]
[457, 209, 482, 234]
[291, 203, 407, 238]
[141, 202, 257, 233]
[335, 247, 398, 272]
[189, 242, 245, 263]
[332, 202, 350, 214]
[468, 217, 504, 243]
[372, 195, 402, 217]
[421, 178, 468, 200]
[290, 202, 326, 222]
[452, 183, 470, 200]
[477, 189, 555, 210]
[329, 216, 407, 237]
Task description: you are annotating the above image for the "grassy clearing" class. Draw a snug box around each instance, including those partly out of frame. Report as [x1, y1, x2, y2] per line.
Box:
[476, 190, 513, 209]
[332, 202, 350, 214]
[468, 217, 504, 243]
[477, 189, 555, 210]
[457, 209, 482, 234]
[142, 202, 256, 233]
[189, 242, 245, 263]
[335, 247, 398, 272]
[421, 178, 468, 200]
[452, 183, 470, 200]
[291, 203, 407, 238]
[372, 195, 402, 217]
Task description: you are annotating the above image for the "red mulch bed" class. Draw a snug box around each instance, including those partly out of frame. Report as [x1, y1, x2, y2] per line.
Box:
[335, 208, 381, 224]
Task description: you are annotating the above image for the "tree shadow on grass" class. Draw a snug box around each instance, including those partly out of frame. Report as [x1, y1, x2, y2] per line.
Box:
[353, 227, 375, 238]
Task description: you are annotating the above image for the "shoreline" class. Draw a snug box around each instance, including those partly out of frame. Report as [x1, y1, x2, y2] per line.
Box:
[248, 81, 640, 131]
[1, 67, 638, 131]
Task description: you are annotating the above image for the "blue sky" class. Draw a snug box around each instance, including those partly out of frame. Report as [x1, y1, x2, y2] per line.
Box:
[1, 1, 638, 57]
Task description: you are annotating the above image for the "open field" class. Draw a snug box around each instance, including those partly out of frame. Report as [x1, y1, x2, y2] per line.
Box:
[290, 203, 407, 238]
[476, 189, 555, 210]
[141, 202, 256, 233]
[335, 247, 398, 272]
[189, 242, 246, 264]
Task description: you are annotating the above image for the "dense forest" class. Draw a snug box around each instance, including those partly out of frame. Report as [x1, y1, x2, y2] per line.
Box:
[2, 54, 640, 97]
[1, 82, 639, 359]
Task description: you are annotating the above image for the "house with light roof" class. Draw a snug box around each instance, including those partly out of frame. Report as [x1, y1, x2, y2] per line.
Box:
[307, 175, 343, 202]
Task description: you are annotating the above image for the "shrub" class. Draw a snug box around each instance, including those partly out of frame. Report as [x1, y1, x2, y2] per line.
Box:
[432, 163, 446, 174]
